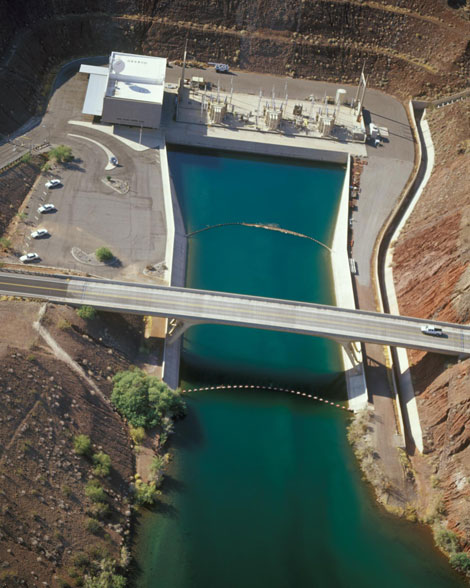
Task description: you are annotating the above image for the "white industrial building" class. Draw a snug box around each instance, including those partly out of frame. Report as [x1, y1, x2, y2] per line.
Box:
[79, 52, 167, 129]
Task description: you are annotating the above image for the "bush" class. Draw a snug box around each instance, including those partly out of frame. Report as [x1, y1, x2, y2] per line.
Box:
[86, 518, 101, 534]
[48, 144, 73, 163]
[88, 501, 110, 520]
[21, 152, 32, 163]
[85, 480, 107, 503]
[92, 452, 112, 477]
[74, 434, 93, 457]
[134, 480, 159, 506]
[450, 552, 470, 573]
[111, 369, 186, 430]
[129, 426, 146, 445]
[77, 305, 97, 320]
[95, 247, 114, 262]
[0, 237, 11, 250]
[434, 527, 460, 554]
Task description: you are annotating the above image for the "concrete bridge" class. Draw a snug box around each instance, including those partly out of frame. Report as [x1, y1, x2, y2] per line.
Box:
[1, 270, 469, 360]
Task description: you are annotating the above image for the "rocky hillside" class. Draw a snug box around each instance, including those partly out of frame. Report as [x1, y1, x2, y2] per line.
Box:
[393, 99, 470, 547]
[0, 299, 144, 586]
[0, 0, 469, 133]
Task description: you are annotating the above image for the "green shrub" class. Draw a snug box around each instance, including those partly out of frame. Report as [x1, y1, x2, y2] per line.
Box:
[92, 451, 112, 477]
[77, 305, 97, 320]
[129, 426, 146, 445]
[95, 247, 114, 262]
[0, 237, 11, 250]
[450, 552, 470, 573]
[134, 480, 159, 506]
[85, 480, 107, 503]
[111, 369, 186, 429]
[89, 501, 110, 520]
[434, 527, 460, 554]
[74, 434, 92, 457]
[21, 152, 32, 163]
[73, 552, 90, 569]
[48, 144, 73, 163]
[85, 518, 101, 534]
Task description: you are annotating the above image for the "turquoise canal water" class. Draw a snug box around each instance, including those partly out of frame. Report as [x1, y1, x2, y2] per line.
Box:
[134, 148, 464, 587]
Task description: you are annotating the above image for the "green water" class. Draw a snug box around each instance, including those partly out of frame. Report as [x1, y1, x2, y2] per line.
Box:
[134, 148, 464, 587]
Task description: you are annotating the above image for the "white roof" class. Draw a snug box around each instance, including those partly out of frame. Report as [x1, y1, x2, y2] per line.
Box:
[82, 70, 108, 116]
[109, 52, 166, 85]
[79, 64, 108, 76]
[106, 79, 164, 104]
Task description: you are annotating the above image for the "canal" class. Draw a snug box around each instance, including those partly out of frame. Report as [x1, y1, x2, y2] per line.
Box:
[134, 147, 464, 587]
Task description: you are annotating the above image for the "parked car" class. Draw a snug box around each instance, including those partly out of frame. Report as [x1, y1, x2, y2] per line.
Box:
[31, 229, 49, 239]
[45, 179, 61, 189]
[421, 325, 444, 337]
[20, 252, 40, 263]
[38, 204, 56, 213]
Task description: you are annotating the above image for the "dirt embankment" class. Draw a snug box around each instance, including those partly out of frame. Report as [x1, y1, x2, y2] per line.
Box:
[0, 299, 149, 586]
[393, 99, 470, 546]
[0, 0, 469, 134]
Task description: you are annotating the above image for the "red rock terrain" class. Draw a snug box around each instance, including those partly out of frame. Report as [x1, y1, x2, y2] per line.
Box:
[393, 99, 470, 545]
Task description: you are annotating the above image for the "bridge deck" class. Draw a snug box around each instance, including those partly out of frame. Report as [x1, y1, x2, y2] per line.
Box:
[1, 270, 469, 356]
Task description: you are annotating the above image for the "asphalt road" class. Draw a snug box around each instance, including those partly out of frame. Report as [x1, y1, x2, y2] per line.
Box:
[1, 271, 469, 356]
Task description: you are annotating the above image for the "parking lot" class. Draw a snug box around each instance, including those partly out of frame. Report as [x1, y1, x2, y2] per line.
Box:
[13, 82, 167, 282]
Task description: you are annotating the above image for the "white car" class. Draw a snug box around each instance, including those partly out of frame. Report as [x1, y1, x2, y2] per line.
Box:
[20, 252, 40, 263]
[38, 204, 56, 213]
[421, 325, 444, 337]
[45, 179, 61, 189]
[31, 229, 49, 239]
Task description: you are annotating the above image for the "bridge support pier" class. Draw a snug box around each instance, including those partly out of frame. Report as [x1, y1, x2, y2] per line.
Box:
[338, 340, 361, 369]
[167, 318, 199, 343]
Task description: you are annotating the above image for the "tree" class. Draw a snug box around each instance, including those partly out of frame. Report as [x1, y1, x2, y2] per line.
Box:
[48, 144, 73, 163]
[74, 434, 93, 457]
[111, 369, 186, 429]
[77, 305, 97, 320]
[95, 247, 114, 262]
[92, 452, 112, 477]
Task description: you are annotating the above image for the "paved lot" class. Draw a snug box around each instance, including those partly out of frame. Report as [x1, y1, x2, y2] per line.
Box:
[5, 64, 168, 282]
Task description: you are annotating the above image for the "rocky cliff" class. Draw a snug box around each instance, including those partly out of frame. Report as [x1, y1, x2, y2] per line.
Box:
[1, 0, 469, 134]
[393, 100, 470, 548]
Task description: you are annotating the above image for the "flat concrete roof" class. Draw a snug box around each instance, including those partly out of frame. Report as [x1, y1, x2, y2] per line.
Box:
[109, 52, 166, 85]
[106, 52, 167, 105]
[106, 78, 164, 104]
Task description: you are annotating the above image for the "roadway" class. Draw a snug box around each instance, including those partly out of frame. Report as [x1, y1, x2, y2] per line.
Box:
[1, 271, 469, 356]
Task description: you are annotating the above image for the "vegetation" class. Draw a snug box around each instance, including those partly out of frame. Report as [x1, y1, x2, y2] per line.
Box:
[95, 247, 114, 262]
[77, 305, 97, 320]
[92, 451, 112, 477]
[0, 237, 11, 250]
[450, 553, 470, 573]
[48, 144, 73, 163]
[434, 527, 460, 554]
[20, 152, 32, 163]
[129, 426, 146, 445]
[111, 369, 186, 429]
[88, 502, 110, 520]
[74, 434, 93, 457]
[85, 480, 107, 504]
[85, 518, 101, 534]
[134, 478, 160, 506]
